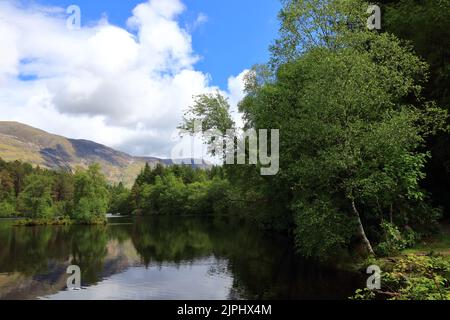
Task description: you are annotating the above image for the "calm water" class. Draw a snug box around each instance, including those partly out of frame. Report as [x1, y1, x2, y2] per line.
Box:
[0, 216, 363, 300]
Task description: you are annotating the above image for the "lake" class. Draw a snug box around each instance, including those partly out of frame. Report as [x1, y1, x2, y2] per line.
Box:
[0, 216, 363, 300]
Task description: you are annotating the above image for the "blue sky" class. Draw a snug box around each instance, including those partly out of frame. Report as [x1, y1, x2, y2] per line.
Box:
[0, 0, 281, 157]
[37, 0, 281, 88]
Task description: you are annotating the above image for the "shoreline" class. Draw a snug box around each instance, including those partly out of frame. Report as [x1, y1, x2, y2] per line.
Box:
[13, 216, 108, 227]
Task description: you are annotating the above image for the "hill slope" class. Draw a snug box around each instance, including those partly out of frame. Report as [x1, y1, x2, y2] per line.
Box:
[0, 121, 206, 186]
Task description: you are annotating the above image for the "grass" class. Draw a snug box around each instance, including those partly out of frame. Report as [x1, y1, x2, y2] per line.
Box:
[403, 222, 450, 259]
[348, 221, 450, 273]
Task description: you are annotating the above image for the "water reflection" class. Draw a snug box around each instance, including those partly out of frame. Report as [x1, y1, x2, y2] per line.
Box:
[0, 216, 363, 300]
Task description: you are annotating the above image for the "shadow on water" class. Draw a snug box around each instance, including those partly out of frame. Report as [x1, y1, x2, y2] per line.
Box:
[0, 216, 364, 300]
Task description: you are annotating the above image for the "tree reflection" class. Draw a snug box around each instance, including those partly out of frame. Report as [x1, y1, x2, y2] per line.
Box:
[0, 216, 363, 299]
[69, 225, 108, 284]
[130, 216, 213, 266]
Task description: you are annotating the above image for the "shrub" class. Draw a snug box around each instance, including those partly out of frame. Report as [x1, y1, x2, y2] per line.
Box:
[0, 200, 15, 217]
[351, 254, 450, 300]
[376, 222, 410, 256]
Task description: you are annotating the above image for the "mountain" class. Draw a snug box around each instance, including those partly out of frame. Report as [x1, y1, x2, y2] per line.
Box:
[0, 121, 208, 186]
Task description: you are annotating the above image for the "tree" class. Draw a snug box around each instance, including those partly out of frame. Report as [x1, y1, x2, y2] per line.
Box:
[238, 0, 446, 258]
[108, 182, 131, 215]
[158, 173, 187, 215]
[176, 0, 446, 258]
[17, 174, 54, 218]
[0, 170, 15, 217]
[0, 157, 116, 222]
[180, 92, 235, 134]
[179, 92, 235, 160]
[73, 164, 109, 222]
[52, 171, 75, 216]
[269, 0, 369, 68]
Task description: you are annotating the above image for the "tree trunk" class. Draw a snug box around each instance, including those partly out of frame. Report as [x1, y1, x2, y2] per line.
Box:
[352, 200, 375, 255]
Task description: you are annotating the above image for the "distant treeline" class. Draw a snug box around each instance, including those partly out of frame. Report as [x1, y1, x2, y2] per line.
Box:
[110, 163, 233, 216]
[0, 157, 233, 222]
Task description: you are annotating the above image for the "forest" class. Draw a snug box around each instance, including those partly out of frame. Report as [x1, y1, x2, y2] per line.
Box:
[0, 159, 109, 224]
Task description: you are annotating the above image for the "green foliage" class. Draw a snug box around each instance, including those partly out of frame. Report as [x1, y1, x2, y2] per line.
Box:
[108, 182, 132, 215]
[353, 254, 450, 300]
[350, 288, 376, 300]
[14, 215, 73, 226]
[73, 164, 109, 223]
[0, 200, 15, 217]
[179, 92, 235, 134]
[242, 41, 437, 257]
[293, 197, 355, 259]
[375, 222, 414, 256]
[17, 174, 54, 219]
[129, 163, 231, 216]
[0, 157, 110, 224]
[269, 0, 405, 69]
[177, 0, 447, 261]
[156, 173, 188, 215]
[179, 92, 236, 160]
[170, 0, 448, 261]
[232, 0, 447, 259]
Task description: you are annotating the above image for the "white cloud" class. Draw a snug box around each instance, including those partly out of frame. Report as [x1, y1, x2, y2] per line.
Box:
[192, 13, 208, 30]
[0, 0, 248, 158]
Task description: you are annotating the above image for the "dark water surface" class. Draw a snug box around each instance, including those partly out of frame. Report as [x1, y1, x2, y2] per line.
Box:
[0, 216, 363, 300]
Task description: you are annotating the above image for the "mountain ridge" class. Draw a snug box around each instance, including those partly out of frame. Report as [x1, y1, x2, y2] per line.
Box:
[0, 121, 207, 186]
